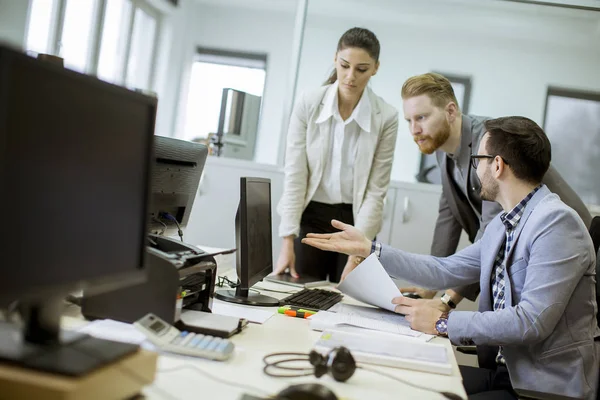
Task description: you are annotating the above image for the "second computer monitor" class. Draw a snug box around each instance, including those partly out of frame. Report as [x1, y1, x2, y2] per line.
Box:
[215, 177, 279, 306]
[147, 136, 208, 239]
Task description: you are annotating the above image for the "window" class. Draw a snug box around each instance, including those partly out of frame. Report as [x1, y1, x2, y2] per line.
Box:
[60, 0, 96, 72]
[97, 0, 132, 82]
[25, 0, 55, 55]
[416, 74, 472, 184]
[180, 48, 267, 144]
[543, 87, 600, 206]
[126, 5, 158, 90]
[24, 0, 161, 90]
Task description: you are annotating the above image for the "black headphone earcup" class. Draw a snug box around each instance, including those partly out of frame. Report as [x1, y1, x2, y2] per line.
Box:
[314, 363, 328, 378]
[309, 350, 324, 366]
[330, 347, 356, 382]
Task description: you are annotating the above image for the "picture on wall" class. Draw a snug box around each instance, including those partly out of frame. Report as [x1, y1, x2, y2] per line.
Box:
[543, 87, 600, 207]
[415, 73, 472, 184]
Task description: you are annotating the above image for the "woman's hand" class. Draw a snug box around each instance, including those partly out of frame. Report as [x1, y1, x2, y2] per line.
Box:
[301, 219, 371, 258]
[272, 236, 298, 277]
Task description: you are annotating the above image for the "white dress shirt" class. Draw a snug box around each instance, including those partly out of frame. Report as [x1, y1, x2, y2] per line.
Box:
[311, 81, 372, 205]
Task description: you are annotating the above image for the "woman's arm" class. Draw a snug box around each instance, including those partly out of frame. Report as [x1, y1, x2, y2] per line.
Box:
[277, 93, 310, 238]
[353, 108, 399, 240]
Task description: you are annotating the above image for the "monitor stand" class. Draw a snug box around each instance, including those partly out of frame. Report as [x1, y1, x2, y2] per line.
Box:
[215, 286, 279, 307]
[0, 296, 139, 376]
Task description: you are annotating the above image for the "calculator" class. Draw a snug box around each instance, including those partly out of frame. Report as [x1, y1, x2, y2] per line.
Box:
[134, 313, 235, 361]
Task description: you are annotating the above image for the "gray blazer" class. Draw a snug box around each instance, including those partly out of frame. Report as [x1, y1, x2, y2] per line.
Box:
[433, 115, 593, 301]
[380, 186, 599, 399]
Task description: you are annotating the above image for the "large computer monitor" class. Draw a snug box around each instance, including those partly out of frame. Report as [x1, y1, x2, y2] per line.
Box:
[0, 44, 155, 375]
[215, 177, 279, 306]
[148, 136, 208, 239]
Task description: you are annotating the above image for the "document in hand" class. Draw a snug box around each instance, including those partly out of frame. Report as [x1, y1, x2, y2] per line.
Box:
[336, 253, 402, 312]
[314, 329, 452, 375]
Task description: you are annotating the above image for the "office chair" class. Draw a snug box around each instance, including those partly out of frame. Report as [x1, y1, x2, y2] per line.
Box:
[597, 246, 600, 400]
[590, 216, 600, 256]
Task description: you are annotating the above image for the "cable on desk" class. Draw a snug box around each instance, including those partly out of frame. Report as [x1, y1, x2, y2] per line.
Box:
[152, 217, 168, 236]
[358, 365, 463, 400]
[252, 286, 296, 295]
[160, 212, 184, 242]
[159, 364, 272, 397]
[217, 276, 261, 294]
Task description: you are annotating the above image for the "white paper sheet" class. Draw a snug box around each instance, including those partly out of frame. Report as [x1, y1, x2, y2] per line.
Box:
[78, 319, 148, 345]
[211, 299, 274, 324]
[328, 303, 435, 341]
[309, 311, 433, 342]
[336, 253, 402, 311]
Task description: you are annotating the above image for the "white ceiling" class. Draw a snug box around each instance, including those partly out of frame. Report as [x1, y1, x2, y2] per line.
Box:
[188, 0, 600, 47]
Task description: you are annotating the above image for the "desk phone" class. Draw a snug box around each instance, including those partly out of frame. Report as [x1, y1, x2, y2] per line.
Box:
[134, 313, 234, 361]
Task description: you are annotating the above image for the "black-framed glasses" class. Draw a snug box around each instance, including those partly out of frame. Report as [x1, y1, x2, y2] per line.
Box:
[470, 154, 496, 169]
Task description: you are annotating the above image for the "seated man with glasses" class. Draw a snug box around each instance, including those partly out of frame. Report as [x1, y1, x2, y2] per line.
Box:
[302, 116, 599, 399]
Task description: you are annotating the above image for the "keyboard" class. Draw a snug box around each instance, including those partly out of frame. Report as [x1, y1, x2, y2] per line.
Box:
[280, 288, 343, 310]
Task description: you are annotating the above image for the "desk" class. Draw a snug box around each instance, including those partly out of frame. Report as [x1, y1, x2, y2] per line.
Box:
[64, 277, 467, 400]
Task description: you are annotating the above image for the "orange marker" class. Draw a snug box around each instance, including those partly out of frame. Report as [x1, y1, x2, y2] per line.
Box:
[284, 310, 315, 319]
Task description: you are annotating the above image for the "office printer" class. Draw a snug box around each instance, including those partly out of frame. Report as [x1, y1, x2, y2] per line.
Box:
[82, 234, 218, 324]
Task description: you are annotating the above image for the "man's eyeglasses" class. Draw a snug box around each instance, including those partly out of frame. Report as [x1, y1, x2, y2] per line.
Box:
[470, 154, 496, 169]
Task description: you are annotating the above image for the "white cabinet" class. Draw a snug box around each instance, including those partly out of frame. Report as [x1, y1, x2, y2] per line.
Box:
[387, 182, 444, 255]
[384, 181, 472, 293]
[385, 181, 471, 255]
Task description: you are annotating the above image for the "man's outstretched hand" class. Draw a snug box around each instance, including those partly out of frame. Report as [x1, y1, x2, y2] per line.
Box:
[301, 219, 371, 259]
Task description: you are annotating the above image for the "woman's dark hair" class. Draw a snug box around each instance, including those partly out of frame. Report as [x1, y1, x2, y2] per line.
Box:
[484, 116, 552, 184]
[324, 27, 380, 85]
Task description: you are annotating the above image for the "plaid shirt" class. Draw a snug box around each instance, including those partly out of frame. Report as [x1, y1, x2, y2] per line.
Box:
[492, 185, 542, 363]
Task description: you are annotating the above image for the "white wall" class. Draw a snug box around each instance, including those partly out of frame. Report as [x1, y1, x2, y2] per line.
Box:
[0, 0, 30, 49]
[155, 0, 297, 165]
[294, 0, 600, 182]
[185, 157, 285, 263]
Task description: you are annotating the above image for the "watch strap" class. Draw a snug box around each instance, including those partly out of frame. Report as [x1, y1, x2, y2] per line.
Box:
[441, 293, 457, 309]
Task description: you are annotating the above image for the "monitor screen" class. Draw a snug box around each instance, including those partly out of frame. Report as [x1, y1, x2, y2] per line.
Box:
[244, 179, 272, 287]
[0, 46, 155, 305]
[215, 177, 278, 306]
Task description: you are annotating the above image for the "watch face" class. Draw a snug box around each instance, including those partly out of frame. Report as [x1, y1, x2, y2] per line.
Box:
[435, 318, 448, 335]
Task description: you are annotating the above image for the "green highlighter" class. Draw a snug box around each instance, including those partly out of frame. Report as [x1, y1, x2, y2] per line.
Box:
[277, 305, 319, 314]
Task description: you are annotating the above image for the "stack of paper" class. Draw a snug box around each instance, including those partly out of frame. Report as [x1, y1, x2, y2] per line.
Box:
[314, 329, 452, 375]
[309, 305, 434, 342]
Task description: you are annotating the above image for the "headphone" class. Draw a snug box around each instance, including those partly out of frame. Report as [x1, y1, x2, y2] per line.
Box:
[263, 347, 462, 400]
[263, 346, 356, 382]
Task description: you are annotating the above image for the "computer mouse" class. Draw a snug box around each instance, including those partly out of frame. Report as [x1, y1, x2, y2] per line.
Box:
[402, 292, 422, 299]
[277, 383, 338, 400]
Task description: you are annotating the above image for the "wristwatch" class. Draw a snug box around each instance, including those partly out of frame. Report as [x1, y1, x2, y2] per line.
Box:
[440, 293, 457, 309]
[435, 312, 450, 337]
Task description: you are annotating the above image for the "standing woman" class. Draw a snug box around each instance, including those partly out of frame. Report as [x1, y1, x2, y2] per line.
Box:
[273, 27, 398, 283]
